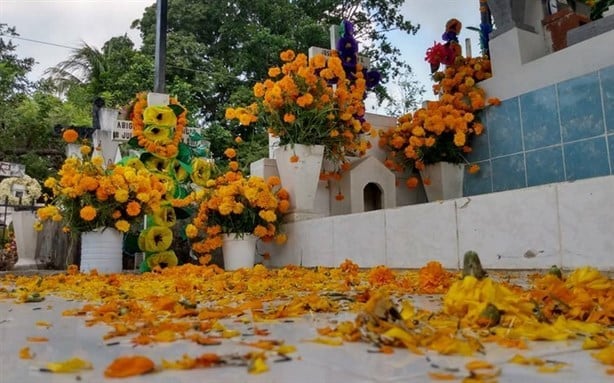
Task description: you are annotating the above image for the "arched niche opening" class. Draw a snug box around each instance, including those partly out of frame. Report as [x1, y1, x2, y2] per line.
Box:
[363, 182, 383, 212]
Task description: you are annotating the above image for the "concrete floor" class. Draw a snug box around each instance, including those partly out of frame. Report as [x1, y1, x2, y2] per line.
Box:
[0, 288, 611, 382]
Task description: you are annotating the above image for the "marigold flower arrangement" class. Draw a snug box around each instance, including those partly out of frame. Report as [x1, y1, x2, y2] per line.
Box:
[379, 19, 499, 188]
[127, 92, 215, 271]
[36, 133, 168, 235]
[187, 149, 289, 258]
[225, 48, 374, 167]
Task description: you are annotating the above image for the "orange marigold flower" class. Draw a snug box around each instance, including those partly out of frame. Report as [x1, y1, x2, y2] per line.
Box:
[280, 49, 296, 62]
[283, 113, 296, 123]
[368, 265, 395, 286]
[468, 164, 480, 174]
[229, 161, 239, 171]
[62, 129, 79, 143]
[340, 259, 359, 274]
[423, 177, 432, 186]
[335, 192, 345, 201]
[289, 155, 299, 163]
[234, 136, 243, 144]
[126, 201, 142, 216]
[488, 97, 501, 106]
[224, 148, 237, 159]
[267, 176, 281, 186]
[79, 205, 97, 221]
[277, 199, 290, 213]
[418, 261, 453, 294]
[406, 176, 419, 189]
[268, 67, 281, 77]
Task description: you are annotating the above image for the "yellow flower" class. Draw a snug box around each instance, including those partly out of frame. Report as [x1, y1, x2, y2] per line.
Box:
[80, 145, 92, 156]
[146, 250, 178, 269]
[142, 125, 173, 145]
[152, 205, 177, 227]
[114, 220, 130, 233]
[138, 226, 173, 252]
[143, 105, 177, 127]
[185, 223, 198, 238]
[258, 210, 277, 223]
[191, 158, 212, 186]
[92, 156, 104, 166]
[114, 189, 129, 203]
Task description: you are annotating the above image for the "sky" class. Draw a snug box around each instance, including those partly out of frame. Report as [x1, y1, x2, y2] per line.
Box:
[1, 0, 480, 109]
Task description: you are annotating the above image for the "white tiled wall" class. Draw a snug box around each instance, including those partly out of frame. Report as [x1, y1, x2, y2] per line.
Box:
[268, 175, 614, 271]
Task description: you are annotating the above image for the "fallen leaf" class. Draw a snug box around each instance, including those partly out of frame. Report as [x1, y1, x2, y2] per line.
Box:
[428, 371, 457, 380]
[26, 336, 48, 342]
[248, 356, 269, 374]
[19, 347, 33, 359]
[592, 346, 614, 366]
[104, 355, 155, 378]
[306, 337, 343, 346]
[35, 321, 51, 328]
[45, 357, 92, 373]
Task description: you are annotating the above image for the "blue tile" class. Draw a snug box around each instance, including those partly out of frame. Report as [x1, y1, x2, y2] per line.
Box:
[600, 64, 614, 133]
[564, 137, 610, 181]
[485, 97, 522, 157]
[608, 134, 614, 175]
[520, 85, 560, 150]
[525, 146, 565, 187]
[466, 122, 490, 162]
[491, 154, 526, 192]
[463, 160, 492, 196]
[558, 72, 605, 142]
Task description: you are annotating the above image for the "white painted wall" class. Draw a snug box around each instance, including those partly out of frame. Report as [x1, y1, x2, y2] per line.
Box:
[263, 174, 614, 271]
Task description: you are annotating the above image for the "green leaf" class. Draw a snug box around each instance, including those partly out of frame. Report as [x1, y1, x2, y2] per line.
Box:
[127, 136, 140, 148]
[140, 152, 154, 163]
[169, 104, 185, 117]
[177, 142, 192, 163]
[174, 207, 191, 220]
[174, 185, 189, 199]
[139, 257, 151, 273]
[178, 159, 193, 174]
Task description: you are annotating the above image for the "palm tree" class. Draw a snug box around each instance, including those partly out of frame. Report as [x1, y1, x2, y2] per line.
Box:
[45, 42, 108, 97]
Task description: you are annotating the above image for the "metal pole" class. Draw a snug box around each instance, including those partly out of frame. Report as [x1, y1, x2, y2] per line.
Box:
[154, 0, 167, 93]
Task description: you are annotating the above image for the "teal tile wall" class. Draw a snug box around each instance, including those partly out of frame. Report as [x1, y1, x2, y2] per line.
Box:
[463, 64, 613, 195]
[602, 66, 614, 134]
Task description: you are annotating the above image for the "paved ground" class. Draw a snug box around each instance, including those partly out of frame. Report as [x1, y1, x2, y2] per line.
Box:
[0, 281, 611, 383]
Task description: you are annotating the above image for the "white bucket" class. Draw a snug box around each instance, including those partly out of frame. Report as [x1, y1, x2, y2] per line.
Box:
[222, 233, 257, 271]
[80, 228, 123, 273]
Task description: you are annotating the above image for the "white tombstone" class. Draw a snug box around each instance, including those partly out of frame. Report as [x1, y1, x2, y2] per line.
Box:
[12, 210, 38, 269]
[147, 92, 170, 106]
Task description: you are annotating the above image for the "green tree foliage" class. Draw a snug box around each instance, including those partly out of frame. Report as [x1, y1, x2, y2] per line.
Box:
[46, 35, 154, 108]
[130, 0, 418, 170]
[0, 24, 34, 104]
[0, 26, 89, 182]
[133, 0, 418, 122]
